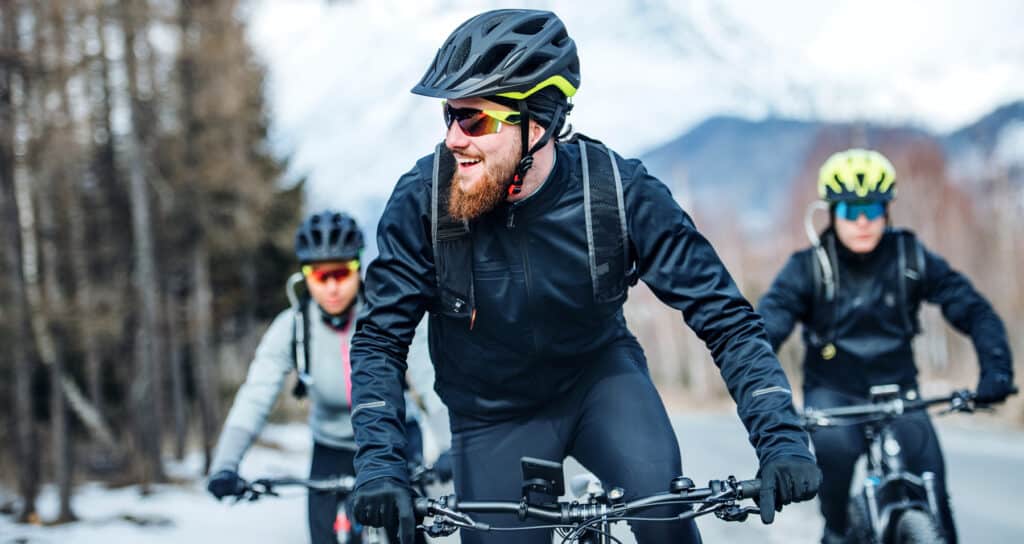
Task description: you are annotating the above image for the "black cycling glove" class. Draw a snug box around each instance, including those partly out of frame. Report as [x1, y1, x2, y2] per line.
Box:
[207, 470, 246, 500]
[351, 478, 415, 544]
[976, 371, 1016, 404]
[432, 450, 454, 483]
[757, 457, 821, 524]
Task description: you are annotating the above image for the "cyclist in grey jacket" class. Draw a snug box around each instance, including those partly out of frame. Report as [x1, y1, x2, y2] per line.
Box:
[206, 210, 446, 544]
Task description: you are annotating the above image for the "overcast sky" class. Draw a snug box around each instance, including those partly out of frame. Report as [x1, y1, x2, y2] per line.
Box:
[245, 0, 1024, 219]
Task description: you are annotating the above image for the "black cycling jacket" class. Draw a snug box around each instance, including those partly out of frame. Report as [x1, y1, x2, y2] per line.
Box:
[351, 142, 812, 487]
[758, 229, 1012, 395]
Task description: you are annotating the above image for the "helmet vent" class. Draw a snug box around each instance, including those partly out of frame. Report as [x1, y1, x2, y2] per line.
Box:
[311, 230, 322, 247]
[449, 39, 471, 72]
[513, 18, 545, 36]
[483, 16, 506, 34]
[328, 228, 341, 248]
[515, 54, 550, 78]
[478, 44, 514, 74]
[552, 29, 569, 47]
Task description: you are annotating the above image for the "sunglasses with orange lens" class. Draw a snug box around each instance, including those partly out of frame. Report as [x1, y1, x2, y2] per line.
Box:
[442, 101, 521, 137]
[302, 260, 360, 284]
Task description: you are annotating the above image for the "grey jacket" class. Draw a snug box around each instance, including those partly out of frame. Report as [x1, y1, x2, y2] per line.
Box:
[211, 300, 441, 473]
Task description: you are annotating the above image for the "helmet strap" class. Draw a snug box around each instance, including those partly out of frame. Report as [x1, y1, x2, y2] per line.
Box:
[508, 100, 566, 197]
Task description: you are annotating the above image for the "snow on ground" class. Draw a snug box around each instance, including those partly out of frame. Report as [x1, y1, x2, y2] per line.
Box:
[1, 424, 315, 544]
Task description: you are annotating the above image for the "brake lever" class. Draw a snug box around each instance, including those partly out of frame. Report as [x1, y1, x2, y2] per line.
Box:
[427, 504, 479, 529]
[246, 480, 279, 500]
[420, 520, 460, 538]
[716, 505, 760, 522]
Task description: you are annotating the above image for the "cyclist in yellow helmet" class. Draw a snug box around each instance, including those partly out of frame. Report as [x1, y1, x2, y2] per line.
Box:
[347, 9, 819, 544]
[758, 148, 1015, 543]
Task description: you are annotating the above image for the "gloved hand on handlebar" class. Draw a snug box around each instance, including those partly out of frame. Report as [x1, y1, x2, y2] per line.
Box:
[976, 371, 1016, 404]
[351, 478, 416, 544]
[756, 457, 821, 524]
[432, 449, 454, 483]
[207, 469, 246, 500]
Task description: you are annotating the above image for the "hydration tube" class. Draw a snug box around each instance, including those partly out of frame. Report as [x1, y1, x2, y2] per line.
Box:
[805, 201, 835, 301]
[286, 272, 314, 386]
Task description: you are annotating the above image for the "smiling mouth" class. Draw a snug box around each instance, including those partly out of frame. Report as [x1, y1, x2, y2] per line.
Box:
[457, 157, 482, 169]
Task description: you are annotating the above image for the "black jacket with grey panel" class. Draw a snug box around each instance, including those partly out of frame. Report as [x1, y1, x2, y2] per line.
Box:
[350, 141, 812, 488]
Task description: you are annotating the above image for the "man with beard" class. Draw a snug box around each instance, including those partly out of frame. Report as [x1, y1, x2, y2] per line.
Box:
[347, 9, 820, 544]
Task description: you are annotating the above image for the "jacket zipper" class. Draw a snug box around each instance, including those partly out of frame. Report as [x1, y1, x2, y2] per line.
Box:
[507, 204, 539, 353]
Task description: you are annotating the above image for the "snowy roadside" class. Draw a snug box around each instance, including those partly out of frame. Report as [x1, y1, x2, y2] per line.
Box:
[1, 423, 316, 544]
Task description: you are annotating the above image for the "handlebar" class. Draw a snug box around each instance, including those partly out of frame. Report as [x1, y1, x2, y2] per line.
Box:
[239, 461, 449, 502]
[800, 389, 1007, 429]
[414, 476, 760, 533]
[240, 475, 356, 500]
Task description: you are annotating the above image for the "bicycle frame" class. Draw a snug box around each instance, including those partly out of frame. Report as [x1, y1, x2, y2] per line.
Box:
[801, 386, 984, 544]
[856, 409, 942, 543]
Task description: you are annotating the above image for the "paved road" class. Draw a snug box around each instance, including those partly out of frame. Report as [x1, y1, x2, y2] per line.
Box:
[555, 412, 1024, 543]
[3, 414, 1021, 543]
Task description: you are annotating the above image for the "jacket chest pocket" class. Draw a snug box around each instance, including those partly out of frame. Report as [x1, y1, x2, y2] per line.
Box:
[474, 259, 515, 280]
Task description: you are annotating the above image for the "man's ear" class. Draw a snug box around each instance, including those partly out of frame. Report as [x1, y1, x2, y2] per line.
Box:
[527, 119, 546, 149]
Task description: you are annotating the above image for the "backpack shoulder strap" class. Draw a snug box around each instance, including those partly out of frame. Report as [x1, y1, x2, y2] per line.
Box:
[577, 137, 636, 304]
[806, 233, 839, 357]
[429, 143, 475, 321]
[894, 228, 924, 335]
[291, 296, 312, 398]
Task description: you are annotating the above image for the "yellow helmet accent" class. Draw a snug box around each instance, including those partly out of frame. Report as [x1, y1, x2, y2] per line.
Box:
[495, 75, 579, 100]
[817, 148, 897, 203]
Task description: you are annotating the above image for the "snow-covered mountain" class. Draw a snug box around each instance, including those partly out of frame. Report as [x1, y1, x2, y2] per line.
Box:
[245, 0, 1024, 235]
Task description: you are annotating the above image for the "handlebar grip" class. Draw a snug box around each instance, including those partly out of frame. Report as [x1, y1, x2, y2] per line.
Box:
[737, 479, 761, 500]
[414, 497, 432, 518]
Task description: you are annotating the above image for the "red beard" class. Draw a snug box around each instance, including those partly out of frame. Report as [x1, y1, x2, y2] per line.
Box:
[448, 146, 519, 221]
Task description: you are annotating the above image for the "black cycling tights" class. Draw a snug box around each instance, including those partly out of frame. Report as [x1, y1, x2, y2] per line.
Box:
[308, 423, 425, 544]
[308, 442, 355, 544]
[805, 387, 957, 544]
[450, 342, 702, 544]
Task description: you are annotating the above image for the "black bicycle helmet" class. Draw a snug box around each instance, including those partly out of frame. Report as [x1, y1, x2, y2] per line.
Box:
[413, 9, 580, 195]
[294, 210, 364, 264]
[411, 9, 579, 100]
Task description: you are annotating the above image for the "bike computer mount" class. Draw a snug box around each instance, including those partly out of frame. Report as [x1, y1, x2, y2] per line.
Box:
[869, 384, 901, 403]
[521, 457, 565, 503]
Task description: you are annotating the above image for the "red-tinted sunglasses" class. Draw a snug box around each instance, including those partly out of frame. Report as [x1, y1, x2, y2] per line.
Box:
[443, 101, 521, 137]
[302, 261, 359, 284]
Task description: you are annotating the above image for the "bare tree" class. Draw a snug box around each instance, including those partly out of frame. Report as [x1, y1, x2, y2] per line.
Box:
[190, 241, 220, 473]
[118, 0, 165, 486]
[165, 286, 189, 460]
[1, 0, 41, 522]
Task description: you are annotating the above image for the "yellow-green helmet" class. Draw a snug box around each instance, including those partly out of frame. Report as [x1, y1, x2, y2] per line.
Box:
[817, 148, 897, 203]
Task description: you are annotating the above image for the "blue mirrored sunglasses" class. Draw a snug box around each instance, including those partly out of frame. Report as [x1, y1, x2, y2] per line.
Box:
[835, 201, 886, 221]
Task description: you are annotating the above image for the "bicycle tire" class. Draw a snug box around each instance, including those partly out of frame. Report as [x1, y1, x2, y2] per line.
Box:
[892, 510, 945, 544]
[846, 494, 873, 543]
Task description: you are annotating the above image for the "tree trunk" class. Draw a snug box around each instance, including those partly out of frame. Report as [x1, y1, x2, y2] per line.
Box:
[176, 0, 219, 472]
[0, 0, 41, 522]
[119, 0, 165, 485]
[190, 242, 220, 474]
[25, 2, 78, 521]
[166, 288, 188, 460]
